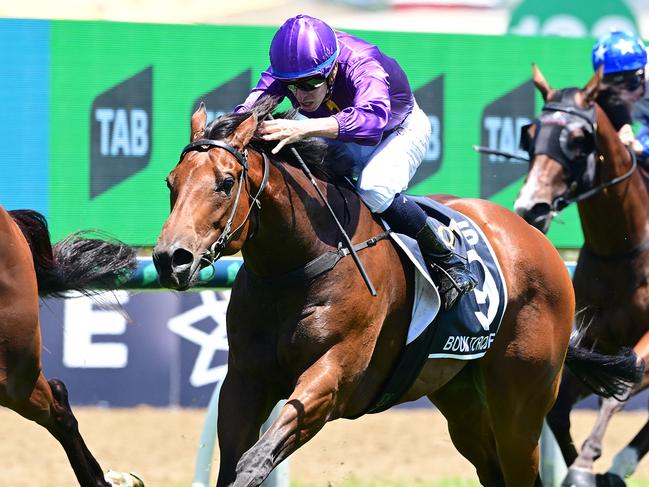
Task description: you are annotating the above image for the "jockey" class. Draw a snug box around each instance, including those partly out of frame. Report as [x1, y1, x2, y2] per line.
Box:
[235, 14, 476, 309]
[591, 30, 648, 160]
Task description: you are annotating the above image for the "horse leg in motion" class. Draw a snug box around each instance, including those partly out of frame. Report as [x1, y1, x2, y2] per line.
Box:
[429, 365, 507, 487]
[0, 277, 112, 487]
[548, 332, 649, 486]
[0, 373, 111, 487]
[546, 370, 593, 466]
[216, 287, 368, 487]
[609, 419, 649, 481]
[0, 208, 139, 487]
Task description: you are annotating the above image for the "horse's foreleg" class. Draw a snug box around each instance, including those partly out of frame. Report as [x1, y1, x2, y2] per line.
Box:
[5, 373, 110, 487]
[571, 394, 627, 473]
[606, 419, 649, 481]
[46, 378, 114, 487]
[231, 362, 342, 487]
[216, 368, 279, 487]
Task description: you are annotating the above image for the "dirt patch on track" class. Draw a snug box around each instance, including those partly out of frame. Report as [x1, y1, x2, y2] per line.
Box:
[0, 407, 646, 487]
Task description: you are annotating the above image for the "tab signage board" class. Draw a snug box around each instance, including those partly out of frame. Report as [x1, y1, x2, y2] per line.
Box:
[0, 21, 598, 248]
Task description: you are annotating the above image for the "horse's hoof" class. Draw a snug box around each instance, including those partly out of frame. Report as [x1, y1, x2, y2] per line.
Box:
[596, 473, 626, 487]
[561, 467, 597, 487]
[104, 470, 145, 487]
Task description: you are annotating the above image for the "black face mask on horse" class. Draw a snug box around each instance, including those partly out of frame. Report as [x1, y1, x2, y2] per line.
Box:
[519, 88, 598, 212]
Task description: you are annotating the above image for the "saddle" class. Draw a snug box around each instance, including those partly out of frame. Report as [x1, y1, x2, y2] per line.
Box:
[359, 196, 508, 415]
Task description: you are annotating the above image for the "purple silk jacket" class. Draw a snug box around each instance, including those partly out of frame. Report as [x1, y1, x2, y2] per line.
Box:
[235, 31, 415, 146]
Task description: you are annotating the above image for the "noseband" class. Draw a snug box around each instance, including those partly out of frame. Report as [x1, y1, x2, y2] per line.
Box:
[521, 90, 637, 212]
[178, 138, 269, 265]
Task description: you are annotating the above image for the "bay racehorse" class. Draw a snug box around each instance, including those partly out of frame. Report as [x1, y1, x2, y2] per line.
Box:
[514, 65, 649, 486]
[1, 208, 142, 487]
[153, 97, 642, 487]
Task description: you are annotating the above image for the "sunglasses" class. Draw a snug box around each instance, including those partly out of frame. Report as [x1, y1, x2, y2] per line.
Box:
[604, 70, 645, 91]
[283, 77, 327, 93]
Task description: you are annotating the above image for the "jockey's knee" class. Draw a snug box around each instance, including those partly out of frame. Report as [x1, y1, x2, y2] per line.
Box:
[356, 188, 394, 213]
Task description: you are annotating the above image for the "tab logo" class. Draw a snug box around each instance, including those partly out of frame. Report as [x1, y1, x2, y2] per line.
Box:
[411, 74, 444, 186]
[192, 70, 252, 126]
[479, 80, 535, 199]
[90, 66, 152, 198]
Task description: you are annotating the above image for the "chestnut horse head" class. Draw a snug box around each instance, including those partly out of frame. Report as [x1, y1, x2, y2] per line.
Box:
[152, 98, 333, 290]
[152, 103, 257, 289]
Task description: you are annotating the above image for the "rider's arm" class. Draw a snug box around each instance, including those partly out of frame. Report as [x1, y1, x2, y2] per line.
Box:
[257, 115, 339, 153]
[297, 116, 339, 139]
[234, 69, 286, 113]
[331, 57, 391, 146]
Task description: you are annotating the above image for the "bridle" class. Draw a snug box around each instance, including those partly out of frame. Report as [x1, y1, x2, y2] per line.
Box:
[177, 138, 269, 266]
[520, 89, 637, 213]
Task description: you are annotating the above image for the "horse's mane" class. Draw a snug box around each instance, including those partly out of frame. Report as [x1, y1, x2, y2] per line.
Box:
[204, 96, 331, 179]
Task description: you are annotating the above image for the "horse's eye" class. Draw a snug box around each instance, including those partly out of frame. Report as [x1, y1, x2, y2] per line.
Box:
[218, 177, 235, 195]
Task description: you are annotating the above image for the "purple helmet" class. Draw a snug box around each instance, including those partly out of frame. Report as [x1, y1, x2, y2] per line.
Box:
[269, 15, 339, 81]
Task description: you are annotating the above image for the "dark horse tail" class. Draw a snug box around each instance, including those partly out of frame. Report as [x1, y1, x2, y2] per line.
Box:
[9, 209, 137, 297]
[565, 341, 644, 399]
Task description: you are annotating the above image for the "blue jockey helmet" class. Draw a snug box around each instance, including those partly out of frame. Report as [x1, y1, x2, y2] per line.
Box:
[592, 30, 647, 74]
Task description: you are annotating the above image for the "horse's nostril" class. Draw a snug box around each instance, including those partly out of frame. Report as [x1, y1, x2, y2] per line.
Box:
[171, 248, 194, 269]
[526, 203, 551, 223]
[521, 202, 553, 233]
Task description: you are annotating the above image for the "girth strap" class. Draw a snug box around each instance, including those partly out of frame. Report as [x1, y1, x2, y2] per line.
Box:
[247, 230, 391, 287]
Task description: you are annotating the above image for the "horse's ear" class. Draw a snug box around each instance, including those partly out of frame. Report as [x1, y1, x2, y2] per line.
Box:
[191, 102, 207, 142]
[582, 66, 603, 105]
[228, 113, 258, 150]
[532, 63, 553, 101]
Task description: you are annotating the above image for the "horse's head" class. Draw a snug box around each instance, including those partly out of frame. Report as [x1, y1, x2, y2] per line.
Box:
[152, 103, 259, 290]
[514, 65, 603, 233]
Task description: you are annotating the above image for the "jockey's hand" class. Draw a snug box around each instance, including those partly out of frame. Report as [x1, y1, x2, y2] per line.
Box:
[259, 116, 339, 154]
[618, 124, 645, 154]
[632, 138, 645, 154]
[259, 119, 308, 154]
[618, 124, 636, 147]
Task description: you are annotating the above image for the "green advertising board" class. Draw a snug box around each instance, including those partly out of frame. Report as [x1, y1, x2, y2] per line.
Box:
[47, 21, 598, 247]
[508, 0, 638, 37]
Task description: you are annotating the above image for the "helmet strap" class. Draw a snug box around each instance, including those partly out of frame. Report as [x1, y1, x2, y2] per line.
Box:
[324, 63, 338, 103]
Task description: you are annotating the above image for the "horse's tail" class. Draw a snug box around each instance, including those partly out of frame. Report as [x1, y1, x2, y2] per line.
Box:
[564, 342, 644, 399]
[9, 209, 137, 297]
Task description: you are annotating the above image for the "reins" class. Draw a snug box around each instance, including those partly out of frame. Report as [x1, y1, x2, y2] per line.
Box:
[265, 113, 378, 296]
[552, 147, 637, 211]
[476, 144, 637, 212]
[474, 97, 639, 213]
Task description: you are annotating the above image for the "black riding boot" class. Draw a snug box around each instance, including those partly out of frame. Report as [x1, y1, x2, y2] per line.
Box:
[416, 217, 478, 310]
